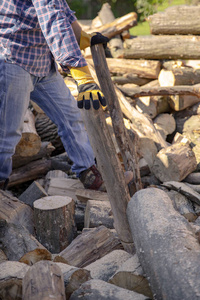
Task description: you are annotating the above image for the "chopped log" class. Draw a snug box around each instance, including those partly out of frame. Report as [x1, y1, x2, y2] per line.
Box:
[9, 154, 71, 187]
[45, 177, 83, 202]
[135, 95, 171, 119]
[84, 249, 132, 282]
[111, 75, 151, 86]
[158, 67, 200, 87]
[127, 187, 200, 300]
[0, 261, 30, 300]
[87, 58, 161, 79]
[19, 181, 48, 208]
[153, 113, 176, 139]
[0, 190, 34, 234]
[15, 109, 41, 157]
[22, 261, 65, 300]
[0, 219, 46, 261]
[109, 255, 153, 298]
[70, 279, 148, 300]
[162, 181, 200, 206]
[12, 141, 55, 169]
[84, 200, 114, 229]
[87, 12, 137, 39]
[151, 142, 197, 182]
[147, 5, 200, 35]
[166, 189, 197, 222]
[124, 35, 200, 60]
[55, 262, 91, 299]
[34, 196, 77, 253]
[19, 248, 52, 266]
[98, 3, 124, 58]
[75, 188, 109, 203]
[59, 226, 122, 268]
[184, 172, 200, 185]
[183, 115, 200, 168]
[168, 94, 200, 111]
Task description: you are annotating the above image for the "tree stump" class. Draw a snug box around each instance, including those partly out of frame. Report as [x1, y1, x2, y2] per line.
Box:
[34, 196, 77, 253]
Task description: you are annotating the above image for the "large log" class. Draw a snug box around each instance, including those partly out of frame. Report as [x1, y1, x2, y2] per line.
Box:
[127, 187, 200, 300]
[148, 5, 200, 35]
[22, 261, 65, 300]
[34, 196, 77, 253]
[59, 226, 122, 268]
[124, 35, 200, 60]
[70, 279, 148, 300]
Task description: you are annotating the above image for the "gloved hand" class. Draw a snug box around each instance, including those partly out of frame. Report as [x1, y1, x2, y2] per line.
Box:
[70, 65, 106, 110]
[80, 31, 109, 50]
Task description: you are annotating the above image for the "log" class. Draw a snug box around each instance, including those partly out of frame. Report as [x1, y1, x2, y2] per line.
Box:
[153, 113, 176, 139]
[22, 261, 65, 300]
[147, 5, 200, 35]
[70, 279, 148, 300]
[127, 187, 200, 300]
[55, 262, 91, 300]
[184, 172, 200, 185]
[84, 200, 114, 229]
[75, 188, 109, 203]
[109, 255, 153, 298]
[0, 219, 46, 261]
[84, 249, 132, 282]
[124, 35, 200, 60]
[0, 249, 7, 263]
[9, 153, 71, 187]
[98, 3, 124, 58]
[111, 75, 151, 86]
[168, 94, 200, 111]
[0, 261, 30, 300]
[15, 108, 41, 157]
[19, 248, 52, 266]
[158, 67, 200, 87]
[87, 58, 161, 79]
[0, 190, 34, 234]
[12, 141, 55, 169]
[59, 226, 123, 268]
[151, 142, 197, 182]
[87, 12, 138, 39]
[34, 196, 77, 253]
[19, 181, 48, 208]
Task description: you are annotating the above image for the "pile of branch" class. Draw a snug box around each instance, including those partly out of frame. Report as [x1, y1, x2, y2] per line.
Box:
[2, 3, 200, 299]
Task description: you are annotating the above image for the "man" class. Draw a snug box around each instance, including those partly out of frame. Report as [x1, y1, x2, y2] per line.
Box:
[0, 0, 109, 190]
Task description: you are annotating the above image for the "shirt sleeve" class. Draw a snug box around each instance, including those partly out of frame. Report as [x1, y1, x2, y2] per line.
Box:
[32, 0, 87, 71]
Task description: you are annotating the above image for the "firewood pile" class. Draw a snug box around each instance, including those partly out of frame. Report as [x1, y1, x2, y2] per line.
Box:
[2, 3, 200, 299]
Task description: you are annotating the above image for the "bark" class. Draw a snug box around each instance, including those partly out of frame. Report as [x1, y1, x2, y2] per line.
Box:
[168, 94, 200, 111]
[148, 5, 200, 35]
[124, 35, 200, 60]
[127, 187, 200, 300]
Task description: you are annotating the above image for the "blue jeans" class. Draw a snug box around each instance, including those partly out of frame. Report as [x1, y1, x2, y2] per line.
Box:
[0, 58, 95, 180]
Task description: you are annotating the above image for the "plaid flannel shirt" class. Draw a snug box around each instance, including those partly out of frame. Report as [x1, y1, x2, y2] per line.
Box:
[0, 0, 87, 76]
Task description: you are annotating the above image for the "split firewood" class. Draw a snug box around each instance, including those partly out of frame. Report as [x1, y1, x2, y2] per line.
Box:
[12, 141, 55, 169]
[0, 190, 34, 234]
[55, 262, 91, 300]
[158, 68, 200, 87]
[19, 248, 52, 266]
[87, 58, 161, 79]
[84, 200, 114, 229]
[34, 195, 77, 253]
[9, 153, 71, 187]
[153, 113, 176, 140]
[98, 3, 124, 58]
[108, 255, 153, 299]
[0, 219, 47, 261]
[59, 226, 122, 268]
[127, 187, 200, 300]
[151, 142, 197, 182]
[0, 261, 30, 300]
[75, 188, 109, 203]
[19, 180, 48, 208]
[87, 12, 137, 39]
[84, 249, 132, 282]
[15, 108, 41, 157]
[147, 5, 200, 35]
[70, 279, 148, 300]
[168, 94, 200, 111]
[124, 35, 200, 60]
[166, 189, 197, 222]
[22, 261, 65, 300]
[162, 181, 200, 206]
[111, 75, 151, 86]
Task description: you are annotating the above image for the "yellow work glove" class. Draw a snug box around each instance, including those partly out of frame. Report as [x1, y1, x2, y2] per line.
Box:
[80, 31, 109, 50]
[70, 65, 106, 110]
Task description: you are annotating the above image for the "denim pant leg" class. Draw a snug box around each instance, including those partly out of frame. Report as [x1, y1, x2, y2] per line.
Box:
[0, 59, 33, 180]
[30, 66, 95, 177]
